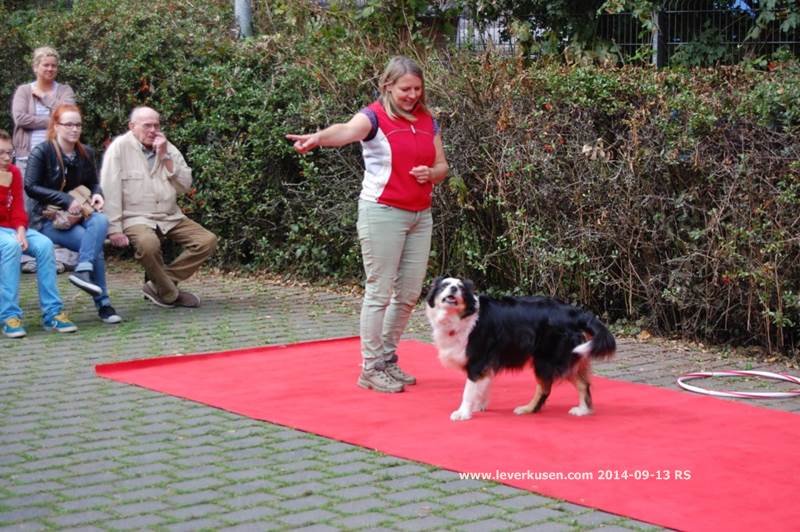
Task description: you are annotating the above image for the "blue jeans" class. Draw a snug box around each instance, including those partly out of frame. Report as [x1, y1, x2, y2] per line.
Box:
[40, 212, 111, 308]
[0, 227, 63, 323]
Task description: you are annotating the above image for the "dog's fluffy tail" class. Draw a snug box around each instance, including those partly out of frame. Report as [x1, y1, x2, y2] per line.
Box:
[573, 315, 616, 359]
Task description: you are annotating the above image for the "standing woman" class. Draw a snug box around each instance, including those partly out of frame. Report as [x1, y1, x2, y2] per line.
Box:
[12, 46, 76, 274]
[25, 104, 122, 324]
[287, 56, 448, 393]
[11, 47, 75, 178]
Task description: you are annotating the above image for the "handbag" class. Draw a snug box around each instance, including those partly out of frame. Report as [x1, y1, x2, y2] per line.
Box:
[43, 186, 93, 230]
[41, 141, 95, 230]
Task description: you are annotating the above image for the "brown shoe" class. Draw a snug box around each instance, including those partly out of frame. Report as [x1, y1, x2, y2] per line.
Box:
[385, 362, 416, 385]
[357, 368, 404, 393]
[142, 282, 175, 308]
[174, 290, 200, 308]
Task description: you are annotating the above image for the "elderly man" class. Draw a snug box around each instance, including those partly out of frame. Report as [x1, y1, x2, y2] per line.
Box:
[101, 106, 217, 308]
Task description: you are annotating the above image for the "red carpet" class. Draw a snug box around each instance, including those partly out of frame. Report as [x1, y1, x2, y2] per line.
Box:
[96, 337, 800, 531]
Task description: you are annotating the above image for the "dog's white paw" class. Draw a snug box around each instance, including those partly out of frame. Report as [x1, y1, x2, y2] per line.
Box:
[450, 409, 472, 421]
[513, 406, 532, 415]
[477, 402, 489, 412]
[569, 406, 593, 416]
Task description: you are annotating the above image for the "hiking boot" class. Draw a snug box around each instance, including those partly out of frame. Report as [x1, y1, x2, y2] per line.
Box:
[43, 312, 78, 333]
[385, 362, 416, 385]
[142, 282, 175, 308]
[174, 290, 200, 308]
[3, 317, 26, 338]
[357, 368, 404, 393]
[69, 270, 102, 297]
[98, 305, 122, 324]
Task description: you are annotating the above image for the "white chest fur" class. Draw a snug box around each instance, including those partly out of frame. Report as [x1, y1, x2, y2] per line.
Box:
[425, 305, 479, 370]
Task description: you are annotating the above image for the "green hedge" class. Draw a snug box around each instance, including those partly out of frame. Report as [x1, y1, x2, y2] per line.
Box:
[4, 0, 800, 355]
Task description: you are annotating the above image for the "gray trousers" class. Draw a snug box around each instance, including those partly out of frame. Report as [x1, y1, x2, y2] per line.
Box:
[356, 200, 432, 370]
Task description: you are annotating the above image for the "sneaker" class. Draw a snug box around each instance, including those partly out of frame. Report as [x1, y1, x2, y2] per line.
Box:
[98, 305, 122, 324]
[385, 362, 416, 385]
[21, 260, 37, 274]
[357, 368, 404, 393]
[43, 312, 78, 333]
[142, 281, 175, 308]
[3, 317, 26, 338]
[174, 290, 200, 308]
[69, 271, 102, 297]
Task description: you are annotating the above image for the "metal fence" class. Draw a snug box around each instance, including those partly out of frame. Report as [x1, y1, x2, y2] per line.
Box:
[454, 1, 800, 66]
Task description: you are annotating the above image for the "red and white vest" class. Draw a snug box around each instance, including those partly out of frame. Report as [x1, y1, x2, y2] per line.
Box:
[359, 101, 439, 212]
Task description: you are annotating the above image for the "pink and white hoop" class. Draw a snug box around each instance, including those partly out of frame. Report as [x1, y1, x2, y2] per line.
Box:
[676, 370, 800, 399]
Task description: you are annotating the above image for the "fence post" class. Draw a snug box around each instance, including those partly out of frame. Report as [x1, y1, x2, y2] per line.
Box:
[234, 0, 253, 38]
[652, 9, 666, 67]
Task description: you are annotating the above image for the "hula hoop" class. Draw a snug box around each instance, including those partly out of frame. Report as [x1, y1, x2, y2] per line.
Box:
[676, 370, 800, 399]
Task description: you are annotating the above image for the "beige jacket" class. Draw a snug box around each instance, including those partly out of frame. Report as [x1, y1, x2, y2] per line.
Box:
[100, 131, 192, 235]
[12, 82, 76, 158]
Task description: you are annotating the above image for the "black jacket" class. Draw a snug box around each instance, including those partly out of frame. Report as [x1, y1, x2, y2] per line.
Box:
[24, 141, 102, 228]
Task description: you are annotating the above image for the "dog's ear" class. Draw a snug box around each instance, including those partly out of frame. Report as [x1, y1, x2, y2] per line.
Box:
[462, 279, 478, 317]
[426, 277, 443, 307]
[463, 279, 475, 293]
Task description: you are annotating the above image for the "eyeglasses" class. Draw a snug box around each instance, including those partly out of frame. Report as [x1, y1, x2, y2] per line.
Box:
[0, 149, 14, 158]
[58, 122, 83, 129]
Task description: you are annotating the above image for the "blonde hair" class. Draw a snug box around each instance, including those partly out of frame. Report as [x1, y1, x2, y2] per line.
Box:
[378, 56, 427, 121]
[32, 46, 59, 70]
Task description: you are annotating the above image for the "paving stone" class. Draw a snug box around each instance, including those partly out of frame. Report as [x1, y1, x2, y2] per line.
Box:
[573, 511, 622, 526]
[277, 509, 337, 527]
[507, 507, 564, 523]
[219, 479, 279, 495]
[395, 515, 453, 530]
[383, 488, 440, 503]
[273, 481, 329, 498]
[447, 504, 501, 521]
[112, 500, 170, 516]
[105, 514, 167, 530]
[164, 518, 225, 532]
[172, 490, 221, 506]
[223, 491, 278, 508]
[334, 512, 390, 528]
[514, 522, 572, 532]
[325, 473, 377, 487]
[330, 484, 380, 500]
[275, 494, 331, 511]
[332, 498, 385, 515]
[58, 496, 115, 512]
[169, 477, 227, 492]
[112, 487, 171, 502]
[48, 510, 112, 527]
[380, 475, 430, 490]
[438, 490, 494, 506]
[220, 506, 279, 522]
[162, 503, 227, 521]
[384, 501, 441, 518]
[455, 518, 514, 531]
[494, 494, 553, 510]
[0, 507, 53, 523]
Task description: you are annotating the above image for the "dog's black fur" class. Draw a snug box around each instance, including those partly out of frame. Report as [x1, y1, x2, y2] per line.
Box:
[425, 277, 615, 420]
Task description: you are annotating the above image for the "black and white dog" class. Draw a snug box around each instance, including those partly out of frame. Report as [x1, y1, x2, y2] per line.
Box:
[425, 277, 616, 421]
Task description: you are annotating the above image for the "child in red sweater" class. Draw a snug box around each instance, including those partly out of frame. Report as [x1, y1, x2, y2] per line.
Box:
[0, 129, 76, 338]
